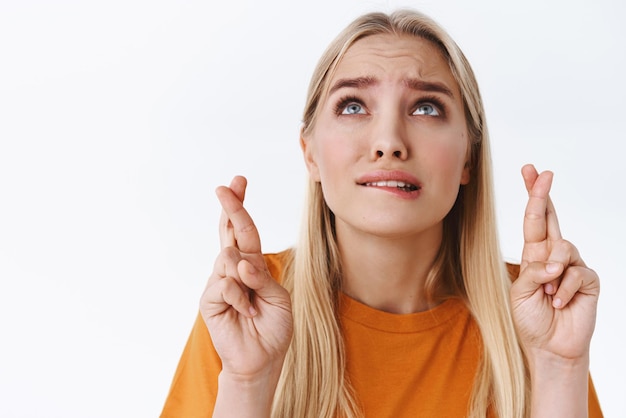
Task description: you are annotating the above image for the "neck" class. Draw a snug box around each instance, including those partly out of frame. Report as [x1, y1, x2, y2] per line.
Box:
[337, 225, 443, 314]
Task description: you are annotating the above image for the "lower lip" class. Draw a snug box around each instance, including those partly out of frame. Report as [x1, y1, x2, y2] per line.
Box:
[361, 185, 422, 200]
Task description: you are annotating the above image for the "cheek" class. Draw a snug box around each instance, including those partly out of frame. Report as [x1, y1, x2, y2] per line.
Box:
[424, 133, 469, 178]
[314, 134, 361, 181]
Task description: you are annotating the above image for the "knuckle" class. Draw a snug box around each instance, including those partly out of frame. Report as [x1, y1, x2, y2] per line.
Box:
[237, 221, 256, 235]
[200, 278, 223, 306]
[528, 261, 545, 273]
[204, 271, 221, 289]
[558, 267, 583, 294]
[568, 266, 587, 287]
[216, 276, 235, 293]
[199, 288, 212, 309]
[558, 238, 575, 251]
[524, 211, 542, 221]
[222, 246, 241, 260]
[220, 249, 238, 269]
[214, 247, 241, 269]
[571, 266, 585, 282]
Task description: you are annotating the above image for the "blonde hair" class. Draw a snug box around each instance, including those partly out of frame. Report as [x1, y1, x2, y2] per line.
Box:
[273, 9, 528, 418]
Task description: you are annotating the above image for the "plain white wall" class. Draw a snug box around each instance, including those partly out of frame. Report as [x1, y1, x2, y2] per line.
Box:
[0, 0, 624, 416]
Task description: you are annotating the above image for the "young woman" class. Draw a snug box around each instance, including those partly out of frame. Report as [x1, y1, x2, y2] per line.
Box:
[161, 9, 602, 418]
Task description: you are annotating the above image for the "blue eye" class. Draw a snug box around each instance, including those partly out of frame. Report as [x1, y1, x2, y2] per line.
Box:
[413, 103, 439, 116]
[342, 103, 366, 115]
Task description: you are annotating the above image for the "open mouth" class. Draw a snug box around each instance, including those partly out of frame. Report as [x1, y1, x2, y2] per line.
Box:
[361, 180, 420, 192]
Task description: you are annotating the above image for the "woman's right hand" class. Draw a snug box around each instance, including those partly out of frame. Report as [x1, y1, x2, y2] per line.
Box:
[200, 176, 293, 385]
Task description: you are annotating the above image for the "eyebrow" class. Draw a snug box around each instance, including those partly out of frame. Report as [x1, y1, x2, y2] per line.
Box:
[404, 78, 455, 98]
[328, 76, 455, 99]
[329, 76, 378, 95]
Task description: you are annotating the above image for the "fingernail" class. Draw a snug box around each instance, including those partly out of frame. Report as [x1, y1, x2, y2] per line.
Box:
[546, 263, 560, 274]
[553, 298, 563, 309]
[545, 283, 554, 294]
[248, 306, 257, 316]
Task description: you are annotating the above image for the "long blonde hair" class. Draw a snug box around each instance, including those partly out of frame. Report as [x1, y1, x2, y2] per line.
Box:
[273, 9, 527, 418]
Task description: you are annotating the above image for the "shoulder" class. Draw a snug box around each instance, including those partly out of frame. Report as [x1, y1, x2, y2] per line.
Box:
[506, 262, 520, 281]
[263, 249, 294, 284]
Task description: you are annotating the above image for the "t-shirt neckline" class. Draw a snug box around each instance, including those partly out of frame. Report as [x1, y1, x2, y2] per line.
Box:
[339, 293, 467, 334]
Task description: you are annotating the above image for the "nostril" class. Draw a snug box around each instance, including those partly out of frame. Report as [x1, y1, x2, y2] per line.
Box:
[393, 150, 402, 158]
[376, 150, 384, 157]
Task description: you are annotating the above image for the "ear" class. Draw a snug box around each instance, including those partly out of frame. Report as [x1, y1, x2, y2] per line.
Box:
[460, 163, 471, 185]
[300, 130, 321, 182]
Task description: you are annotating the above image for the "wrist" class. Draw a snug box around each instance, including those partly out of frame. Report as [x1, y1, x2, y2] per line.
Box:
[526, 350, 590, 418]
[526, 347, 589, 373]
[213, 367, 283, 418]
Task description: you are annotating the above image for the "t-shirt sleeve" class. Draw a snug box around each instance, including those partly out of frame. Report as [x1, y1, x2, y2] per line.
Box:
[588, 374, 604, 417]
[160, 312, 220, 418]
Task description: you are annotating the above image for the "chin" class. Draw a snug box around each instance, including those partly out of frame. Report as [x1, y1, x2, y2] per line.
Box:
[337, 216, 443, 241]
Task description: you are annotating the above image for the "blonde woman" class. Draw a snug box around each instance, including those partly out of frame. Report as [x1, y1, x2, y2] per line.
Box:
[161, 9, 602, 418]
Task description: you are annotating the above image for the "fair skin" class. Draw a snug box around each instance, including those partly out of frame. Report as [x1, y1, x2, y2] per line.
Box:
[301, 34, 469, 313]
[202, 176, 292, 417]
[512, 165, 599, 417]
[201, 34, 599, 417]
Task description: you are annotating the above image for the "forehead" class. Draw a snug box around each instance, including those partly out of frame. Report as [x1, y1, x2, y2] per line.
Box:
[332, 33, 457, 89]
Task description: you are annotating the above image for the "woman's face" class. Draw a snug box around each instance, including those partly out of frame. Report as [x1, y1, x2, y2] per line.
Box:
[302, 34, 470, 242]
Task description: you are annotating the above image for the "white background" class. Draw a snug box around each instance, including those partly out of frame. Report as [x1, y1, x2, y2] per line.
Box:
[0, 0, 624, 416]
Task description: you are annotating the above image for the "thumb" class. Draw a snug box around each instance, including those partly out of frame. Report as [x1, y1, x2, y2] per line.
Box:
[512, 261, 564, 299]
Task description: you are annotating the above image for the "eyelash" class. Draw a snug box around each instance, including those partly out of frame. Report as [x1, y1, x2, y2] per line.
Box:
[333, 95, 447, 116]
[334, 95, 363, 115]
[413, 96, 446, 116]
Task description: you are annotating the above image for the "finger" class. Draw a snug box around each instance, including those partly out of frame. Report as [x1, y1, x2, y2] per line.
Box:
[521, 163, 539, 193]
[237, 259, 286, 306]
[230, 176, 247, 202]
[541, 239, 582, 294]
[216, 186, 262, 255]
[218, 176, 248, 249]
[201, 275, 256, 318]
[522, 165, 562, 244]
[551, 266, 599, 309]
[545, 239, 588, 307]
[210, 246, 247, 287]
[511, 261, 565, 300]
[547, 239, 586, 269]
[238, 259, 272, 291]
[522, 168, 552, 243]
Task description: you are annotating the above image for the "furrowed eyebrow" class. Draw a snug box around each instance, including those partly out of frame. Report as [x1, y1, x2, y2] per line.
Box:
[329, 76, 455, 98]
[404, 78, 455, 98]
[329, 76, 378, 95]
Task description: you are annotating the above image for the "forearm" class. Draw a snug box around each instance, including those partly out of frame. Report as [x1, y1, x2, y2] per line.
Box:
[212, 370, 280, 418]
[528, 351, 589, 418]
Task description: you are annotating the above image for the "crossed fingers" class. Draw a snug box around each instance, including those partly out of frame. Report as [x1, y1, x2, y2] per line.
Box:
[519, 164, 593, 308]
[216, 176, 262, 255]
[522, 164, 562, 248]
[202, 176, 268, 319]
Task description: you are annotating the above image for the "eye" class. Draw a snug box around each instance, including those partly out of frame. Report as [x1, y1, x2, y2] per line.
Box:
[342, 102, 366, 115]
[334, 95, 368, 116]
[413, 103, 440, 116]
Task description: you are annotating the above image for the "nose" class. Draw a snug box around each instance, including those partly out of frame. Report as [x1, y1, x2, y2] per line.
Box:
[375, 149, 404, 158]
[371, 113, 409, 161]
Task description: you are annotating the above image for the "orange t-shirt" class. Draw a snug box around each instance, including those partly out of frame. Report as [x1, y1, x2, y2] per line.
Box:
[160, 251, 603, 417]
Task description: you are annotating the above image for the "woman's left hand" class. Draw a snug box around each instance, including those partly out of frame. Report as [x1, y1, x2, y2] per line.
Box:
[510, 164, 600, 362]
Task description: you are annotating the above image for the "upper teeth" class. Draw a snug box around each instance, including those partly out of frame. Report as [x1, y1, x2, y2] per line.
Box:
[365, 181, 412, 188]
